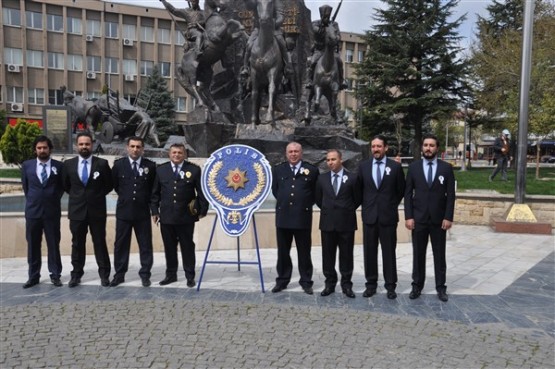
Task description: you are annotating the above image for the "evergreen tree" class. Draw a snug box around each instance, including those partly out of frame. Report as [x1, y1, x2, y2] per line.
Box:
[355, 0, 470, 156]
[142, 65, 177, 144]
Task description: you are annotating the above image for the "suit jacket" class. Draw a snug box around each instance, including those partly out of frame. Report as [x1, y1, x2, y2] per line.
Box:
[493, 136, 511, 159]
[150, 161, 209, 224]
[357, 157, 405, 226]
[62, 156, 113, 220]
[112, 156, 157, 221]
[21, 158, 65, 219]
[315, 169, 360, 232]
[272, 161, 319, 229]
[404, 159, 456, 224]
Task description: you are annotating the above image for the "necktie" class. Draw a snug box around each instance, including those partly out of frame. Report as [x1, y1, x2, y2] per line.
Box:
[81, 160, 89, 185]
[427, 162, 433, 187]
[291, 165, 296, 175]
[40, 163, 48, 185]
[376, 161, 382, 188]
[332, 173, 339, 195]
[174, 165, 180, 178]
[132, 161, 139, 176]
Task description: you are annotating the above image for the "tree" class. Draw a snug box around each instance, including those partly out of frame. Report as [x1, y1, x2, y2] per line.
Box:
[355, 0, 470, 157]
[0, 109, 7, 138]
[142, 65, 177, 144]
[0, 120, 42, 166]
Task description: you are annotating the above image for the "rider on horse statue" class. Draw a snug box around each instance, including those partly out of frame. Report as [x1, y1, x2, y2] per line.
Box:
[160, 0, 205, 58]
[305, 5, 347, 90]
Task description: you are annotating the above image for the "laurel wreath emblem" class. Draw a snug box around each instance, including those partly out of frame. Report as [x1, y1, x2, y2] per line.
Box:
[207, 161, 266, 207]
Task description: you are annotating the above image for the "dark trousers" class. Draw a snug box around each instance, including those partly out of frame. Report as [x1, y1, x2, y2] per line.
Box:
[490, 155, 509, 180]
[411, 222, 447, 291]
[69, 217, 111, 280]
[160, 223, 196, 281]
[25, 216, 62, 280]
[321, 230, 354, 290]
[275, 228, 313, 288]
[113, 217, 153, 279]
[362, 223, 398, 291]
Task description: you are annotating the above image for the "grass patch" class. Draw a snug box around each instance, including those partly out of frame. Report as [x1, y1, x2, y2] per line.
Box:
[0, 168, 22, 179]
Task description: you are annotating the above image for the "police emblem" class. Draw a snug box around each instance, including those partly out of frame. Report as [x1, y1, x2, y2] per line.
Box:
[201, 144, 273, 236]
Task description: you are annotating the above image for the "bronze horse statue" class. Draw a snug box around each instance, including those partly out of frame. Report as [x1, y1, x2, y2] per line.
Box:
[304, 24, 342, 125]
[176, 2, 246, 115]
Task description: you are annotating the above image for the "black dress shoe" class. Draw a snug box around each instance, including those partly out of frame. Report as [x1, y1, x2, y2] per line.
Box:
[101, 278, 110, 287]
[141, 278, 151, 287]
[362, 288, 376, 298]
[186, 279, 196, 288]
[159, 276, 177, 286]
[302, 286, 314, 295]
[23, 279, 39, 289]
[409, 287, 421, 299]
[437, 290, 449, 302]
[110, 276, 125, 287]
[271, 285, 286, 293]
[320, 287, 335, 296]
[387, 290, 397, 299]
[50, 277, 62, 287]
[342, 288, 356, 298]
[68, 277, 81, 288]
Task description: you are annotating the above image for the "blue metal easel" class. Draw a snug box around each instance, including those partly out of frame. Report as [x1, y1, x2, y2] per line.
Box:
[196, 214, 265, 293]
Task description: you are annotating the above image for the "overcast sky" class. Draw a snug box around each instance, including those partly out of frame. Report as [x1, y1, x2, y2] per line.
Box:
[110, 0, 491, 51]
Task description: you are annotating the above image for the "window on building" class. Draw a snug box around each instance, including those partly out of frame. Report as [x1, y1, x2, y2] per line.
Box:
[176, 97, 187, 112]
[87, 19, 101, 37]
[87, 91, 101, 100]
[122, 24, 136, 40]
[140, 60, 154, 76]
[26, 11, 42, 29]
[87, 56, 102, 72]
[140, 26, 155, 42]
[3, 8, 21, 27]
[48, 52, 64, 69]
[158, 28, 171, 44]
[105, 57, 118, 74]
[345, 49, 354, 63]
[28, 88, 45, 105]
[123, 59, 137, 75]
[345, 79, 353, 91]
[67, 17, 82, 34]
[7, 86, 24, 103]
[4, 48, 23, 65]
[175, 31, 185, 46]
[47, 14, 63, 32]
[357, 50, 365, 63]
[160, 62, 171, 77]
[67, 54, 83, 71]
[105, 21, 118, 38]
[48, 89, 64, 105]
[26, 50, 44, 68]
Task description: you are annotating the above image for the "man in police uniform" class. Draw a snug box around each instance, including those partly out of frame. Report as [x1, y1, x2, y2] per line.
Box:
[110, 136, 157, 287]
[150, 143, 208, 287]
[271, 142, 319, 294]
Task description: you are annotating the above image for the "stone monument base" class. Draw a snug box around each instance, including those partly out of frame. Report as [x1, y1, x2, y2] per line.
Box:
[490, 218, 552, 234]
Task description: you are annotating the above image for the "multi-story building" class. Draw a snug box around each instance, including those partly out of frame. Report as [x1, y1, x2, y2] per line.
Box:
[1, 0, 366, 127]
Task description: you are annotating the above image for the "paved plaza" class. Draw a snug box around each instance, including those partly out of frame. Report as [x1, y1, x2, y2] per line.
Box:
[1, 225, 554, 368]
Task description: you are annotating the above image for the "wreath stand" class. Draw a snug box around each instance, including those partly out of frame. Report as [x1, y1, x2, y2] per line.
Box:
[196, 214, 265, 293]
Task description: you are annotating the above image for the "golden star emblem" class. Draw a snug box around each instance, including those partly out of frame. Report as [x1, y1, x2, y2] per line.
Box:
[225, 167, 249, 191]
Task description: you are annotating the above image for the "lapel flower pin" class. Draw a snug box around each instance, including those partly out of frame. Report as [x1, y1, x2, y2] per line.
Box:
[186, 171, 192, 179]
[93, 171, 100, 180]
[179, 170, 185, 179]
[138, 167, 144, 176]
[439, 175, 444, 185]
[51, 167, 58, 175]
[342, 175, 348, 183]
[385, 167, 391, 175]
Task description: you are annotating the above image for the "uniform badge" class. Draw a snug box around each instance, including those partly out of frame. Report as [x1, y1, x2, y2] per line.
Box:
[186, 171, 192, 179]
[202, 144, 272, 236]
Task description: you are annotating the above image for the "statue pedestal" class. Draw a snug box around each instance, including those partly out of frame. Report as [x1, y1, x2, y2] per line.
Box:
[181, 121, 236, 158]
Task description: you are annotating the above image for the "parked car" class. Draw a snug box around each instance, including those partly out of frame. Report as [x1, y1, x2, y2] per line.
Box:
[540, 154, 555, 163]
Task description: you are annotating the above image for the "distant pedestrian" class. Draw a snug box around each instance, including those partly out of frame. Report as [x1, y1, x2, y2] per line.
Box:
[404, 134, 456, 302]
[21, 136, 65, 288]
[489, 129, 511, 182]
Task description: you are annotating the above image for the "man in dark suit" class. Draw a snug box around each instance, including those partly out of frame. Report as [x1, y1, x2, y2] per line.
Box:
[21, 136, 65, 288]
[405, 134, 456, 302]
[62, 132, 113, 287]
[315, 149, 359, 298]
[150, 143, 208, 287]
[271, 141, 319, 295]
[110, 136, 157, 287]
[356, 135, 405, 299]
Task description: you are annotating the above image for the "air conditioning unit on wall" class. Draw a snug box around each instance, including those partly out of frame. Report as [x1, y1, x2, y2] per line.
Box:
[85, 35, 94, 42]
[124, 74, 135, 82]
[86, 71, 97, 80]
[11, 103, 23, 112]
[123, 38, 133, 46]
[7, 64, 21, 73]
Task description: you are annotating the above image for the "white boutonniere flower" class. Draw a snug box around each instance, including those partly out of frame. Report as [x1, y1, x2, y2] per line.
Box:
[301, 168, 309, 175]
[439, 175, 444, 185]
[299, 167, 305, 175]
[138, 167, 144, 176]
[179, 170, 185, 179]
[51, 167, 58, 175]
[342, 175, 348, 183]
[93, 171, 100, 180]
[144, 167, 149, 175]
[385, 167, 391, 175]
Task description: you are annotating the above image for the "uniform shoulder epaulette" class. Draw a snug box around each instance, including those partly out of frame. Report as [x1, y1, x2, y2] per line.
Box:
[159, 161, 172, 168]
[142, 157, 155, 164]
[185, 160, 200, 168]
